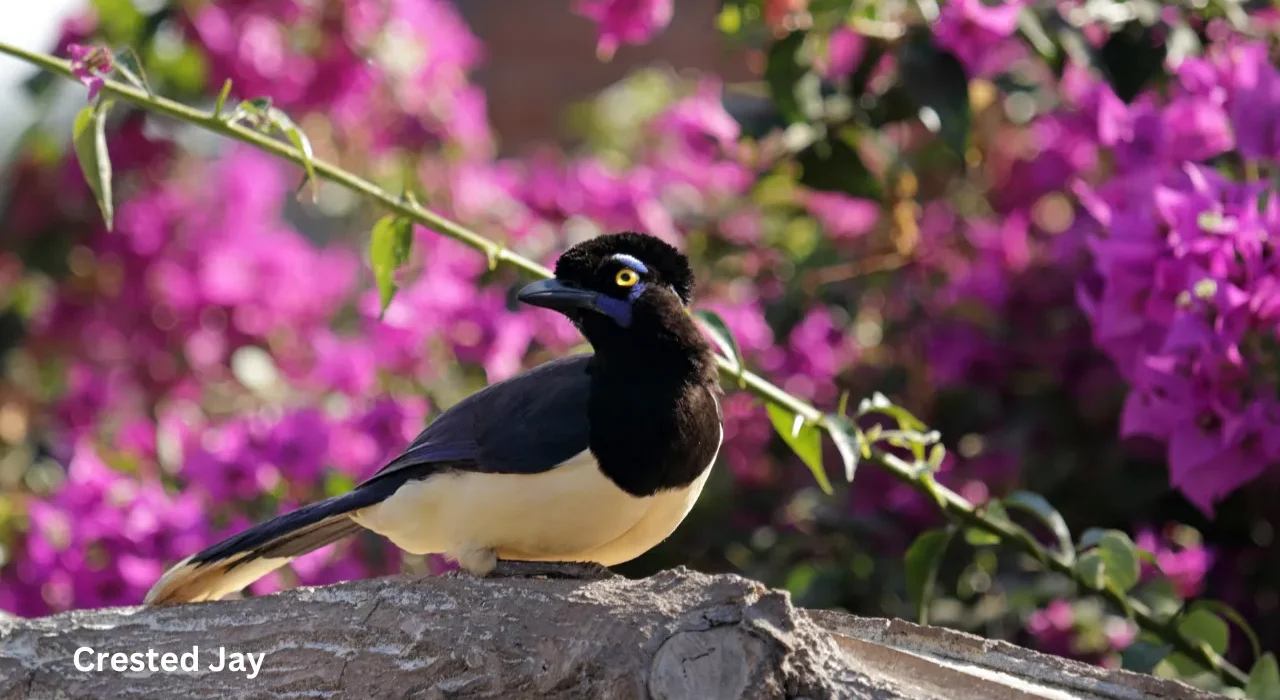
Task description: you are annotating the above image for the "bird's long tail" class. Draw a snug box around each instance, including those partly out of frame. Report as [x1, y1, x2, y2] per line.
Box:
[144, 486, 387, 605]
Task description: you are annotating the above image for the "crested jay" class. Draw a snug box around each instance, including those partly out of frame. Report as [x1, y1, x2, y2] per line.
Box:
[145, 231, 723, 604]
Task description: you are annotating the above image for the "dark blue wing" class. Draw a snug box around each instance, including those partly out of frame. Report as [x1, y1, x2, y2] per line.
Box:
[362, 355, 593, 486]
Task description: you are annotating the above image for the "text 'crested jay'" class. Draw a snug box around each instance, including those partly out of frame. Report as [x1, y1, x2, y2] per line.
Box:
[145, 232, 723, 604]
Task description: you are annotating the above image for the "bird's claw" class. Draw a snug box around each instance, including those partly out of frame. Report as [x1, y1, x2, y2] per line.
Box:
[488, 560, 616, 580]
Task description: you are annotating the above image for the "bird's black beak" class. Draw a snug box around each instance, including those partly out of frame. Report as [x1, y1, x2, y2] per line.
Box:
[517, 279, 602, 313]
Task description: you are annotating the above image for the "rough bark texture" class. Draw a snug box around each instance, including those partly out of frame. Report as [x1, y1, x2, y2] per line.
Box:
[0, 568, 1225, 700]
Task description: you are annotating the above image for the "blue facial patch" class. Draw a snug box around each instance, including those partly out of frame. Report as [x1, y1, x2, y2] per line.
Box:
[610, 254, 649, 274]
[595, 294, 633, 328]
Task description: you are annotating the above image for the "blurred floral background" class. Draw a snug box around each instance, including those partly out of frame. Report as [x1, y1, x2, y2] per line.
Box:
[1, 0, 1279, 693]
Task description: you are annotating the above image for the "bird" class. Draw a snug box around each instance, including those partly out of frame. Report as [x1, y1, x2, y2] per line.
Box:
[144, 231, 724, 605]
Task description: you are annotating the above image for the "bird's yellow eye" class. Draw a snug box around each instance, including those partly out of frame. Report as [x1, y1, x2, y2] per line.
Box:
[615, 269, 640, 287]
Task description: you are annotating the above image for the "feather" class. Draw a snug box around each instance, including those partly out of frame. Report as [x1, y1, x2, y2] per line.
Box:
[145, 473, 413, 605]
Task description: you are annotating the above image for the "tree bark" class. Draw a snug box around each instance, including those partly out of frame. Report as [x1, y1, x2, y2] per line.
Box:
[0, 568, 1225, 700]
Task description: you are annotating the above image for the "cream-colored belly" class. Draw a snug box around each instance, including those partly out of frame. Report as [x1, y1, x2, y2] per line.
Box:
[350, 448, 714, 569]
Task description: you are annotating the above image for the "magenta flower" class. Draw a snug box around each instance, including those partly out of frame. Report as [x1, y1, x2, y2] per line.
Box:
[186, 0, 491, 157]
[803, 191, 880, 240]
[1026, 598, 1075, 656]
[1135, 526, 1215, 598]
[782, 307, 859, 404]
[1216, 42, 1280, 160]
[573, 0, 674, 59]
[11, 443, 209, 613]
[67, 44, 113, 100]
[817, 27, 865, 80]
[933, 0, 1027, 76]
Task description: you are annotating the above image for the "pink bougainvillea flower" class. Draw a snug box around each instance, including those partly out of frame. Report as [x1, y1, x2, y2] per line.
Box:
[67, 44, 113, 100]
[933, 0, 1027, 76]
[573, 0, 673, 59]
[803, 191, 881, 240]
[1134, 528, 1214, 599]
[817, 27, 865, 80]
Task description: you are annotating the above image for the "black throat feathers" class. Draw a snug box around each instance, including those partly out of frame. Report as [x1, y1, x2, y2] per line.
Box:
[585, 306, 722, 498]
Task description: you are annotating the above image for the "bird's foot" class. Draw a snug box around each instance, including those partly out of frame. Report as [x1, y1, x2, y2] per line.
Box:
[488, 560, 616, 580]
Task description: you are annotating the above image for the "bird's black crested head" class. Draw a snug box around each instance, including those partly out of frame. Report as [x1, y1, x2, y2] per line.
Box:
[517, 232, 696, 329]
[552, 231, 695, 307]
[517, 232, 712, 368]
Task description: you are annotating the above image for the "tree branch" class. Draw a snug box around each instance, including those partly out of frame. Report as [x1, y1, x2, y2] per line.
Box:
[0, 570, 1226, 699]
[0, 42, 1248, 688]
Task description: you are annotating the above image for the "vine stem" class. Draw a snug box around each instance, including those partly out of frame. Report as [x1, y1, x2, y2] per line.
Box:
[0, 41, 1248, 688]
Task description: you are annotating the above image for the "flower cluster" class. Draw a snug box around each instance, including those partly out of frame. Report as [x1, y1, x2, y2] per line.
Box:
[1025, 598, 1138, 667]
[1025, 525, 1212, 666]
[1135, 524, 1215, 599]
[4, 444, 206, 615]
[933, 0, 1027, 78]
[1075, 41, 1280, 515]
[573, 0, 674, 59]
[185, 0, 492, 156]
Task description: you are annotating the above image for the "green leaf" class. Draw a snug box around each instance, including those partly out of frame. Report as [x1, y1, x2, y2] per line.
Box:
[1137, 577, 1182, 622]
[369, 215, 414, 318]
[1097, 530, 1140, 592]
[836, 390, 851, 418]
[904, 527, 954, 625]
[1121, 641, 1170, 674]
[1106, 580, 1134, 618]
[486, 243, 505, 271]
[926, 443, 946, 471]
[857, 395, 927, 431]
[1082, 526, 1163, 572]
[1078, 527, 1105, 550]
[228, 96, 272, 126]
[767, 404, 832, 494]
[796, 137, 882, 201]
[1076, 551, 1106, 590]
[896, 26, 970, 158]
[112, 46, 154, 97]
[764, 30, 816, 123]
[966, 501, 1007, 546]
[1003, 491, 1075, 563]
[1178, 608, 1229, 656]
[964, 526, 1000, 547]
[72, 101, 114, 231]
[826, 416, 861, 482]
[862, 423, 881, 452]
[694, 309, 745, 386]
[1093, 529, 1162, 575]
[1193, 600, 1262, 663]
[214, 78, 233, 119]
[1162, 652, 1207, 677]
[273, 112, 318, 203]
[1247, 653, 1280, 700]
[919, 472, 948, 510]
